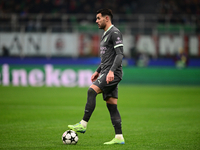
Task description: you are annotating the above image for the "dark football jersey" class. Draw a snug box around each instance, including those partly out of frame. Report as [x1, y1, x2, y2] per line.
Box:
[99, 25, 123, 78]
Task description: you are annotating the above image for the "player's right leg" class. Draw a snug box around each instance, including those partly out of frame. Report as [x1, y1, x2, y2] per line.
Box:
[68, 85, 101, 133]
[103, 97, 125, 144]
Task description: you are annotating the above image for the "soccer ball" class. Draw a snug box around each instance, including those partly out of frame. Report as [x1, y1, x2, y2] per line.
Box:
[62, 130, 78, 145]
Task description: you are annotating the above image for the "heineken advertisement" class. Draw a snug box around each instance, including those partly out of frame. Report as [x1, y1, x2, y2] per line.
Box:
[0, 64, 200, 86]
[0, 64, 95, 87]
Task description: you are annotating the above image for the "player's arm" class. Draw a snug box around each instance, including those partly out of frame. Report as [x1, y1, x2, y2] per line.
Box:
[106, 31, 124, 84]
[110, 47, 123, 72]
[110, 30, 124, 72]
[106, 47, 123, 84]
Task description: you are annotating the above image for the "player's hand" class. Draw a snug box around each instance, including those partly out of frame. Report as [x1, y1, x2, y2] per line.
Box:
[91, 71, 99, 82]
[106, 71, 114, 84]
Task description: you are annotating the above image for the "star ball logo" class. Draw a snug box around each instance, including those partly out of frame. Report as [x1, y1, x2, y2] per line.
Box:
[116, 37, 122, 44]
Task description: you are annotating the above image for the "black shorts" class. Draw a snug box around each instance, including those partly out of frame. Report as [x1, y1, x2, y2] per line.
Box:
[93, 72, 121, 100]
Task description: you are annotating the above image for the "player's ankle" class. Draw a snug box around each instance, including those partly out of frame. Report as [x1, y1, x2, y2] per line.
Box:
[115, 134, 124, 140]
[80, 120, 88, 128]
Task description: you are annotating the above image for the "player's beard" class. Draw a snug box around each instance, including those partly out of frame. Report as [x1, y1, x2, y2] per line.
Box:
[99, 21, 106, 30]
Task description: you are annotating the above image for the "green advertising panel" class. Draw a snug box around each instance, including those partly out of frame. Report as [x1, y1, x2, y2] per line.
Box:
[122, 67, 200, 85]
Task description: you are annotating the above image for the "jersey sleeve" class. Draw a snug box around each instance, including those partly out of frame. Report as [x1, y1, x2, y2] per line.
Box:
[110, 47, 123, 72]
[96, 63, 101, 73]
[111, 31, 123, 49]
[110, 30, 124, 72]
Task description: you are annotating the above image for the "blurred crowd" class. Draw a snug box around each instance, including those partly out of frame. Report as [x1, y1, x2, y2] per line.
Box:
[1, 0, 199, 15]
[156, 0, 200, 24]
[0, 0, 138, 15]
[157, 0, 200, 15]
[0, 0, 199, 32]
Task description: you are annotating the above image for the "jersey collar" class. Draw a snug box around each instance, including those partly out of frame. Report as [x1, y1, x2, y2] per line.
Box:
[103, 25, 114, 36]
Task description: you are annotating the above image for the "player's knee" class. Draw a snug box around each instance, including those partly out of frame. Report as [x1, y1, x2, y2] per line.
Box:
[87, 88, 97, 97]
[85, 88, 97, 109]
[106, 97, 118, 104]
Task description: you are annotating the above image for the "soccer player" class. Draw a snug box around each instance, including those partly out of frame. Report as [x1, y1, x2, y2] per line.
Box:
[68, 8, 125, 145]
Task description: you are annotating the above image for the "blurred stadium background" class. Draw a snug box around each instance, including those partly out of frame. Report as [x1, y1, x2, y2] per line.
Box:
[0, 0, 200, 86]
[1, 1, 200, 149]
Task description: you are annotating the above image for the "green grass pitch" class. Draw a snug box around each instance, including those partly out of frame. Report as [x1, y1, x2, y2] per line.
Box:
[0, 85, 200, 150]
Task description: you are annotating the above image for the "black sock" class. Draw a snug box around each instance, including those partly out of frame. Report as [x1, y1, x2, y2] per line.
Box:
[106, 103, 122, 134]
[83, 88, 97, 122]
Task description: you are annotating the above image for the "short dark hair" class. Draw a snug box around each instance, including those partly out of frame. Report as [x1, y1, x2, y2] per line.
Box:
[96, 8, 113, 20]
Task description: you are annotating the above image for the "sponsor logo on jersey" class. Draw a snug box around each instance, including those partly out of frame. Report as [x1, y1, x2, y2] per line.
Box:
[100, 47, 107, 51]
[100, 47, 107, 54]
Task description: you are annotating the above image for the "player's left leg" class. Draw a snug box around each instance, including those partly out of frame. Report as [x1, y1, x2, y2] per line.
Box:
[82, 84, 102, 122]
[104, 97, 125, 144]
